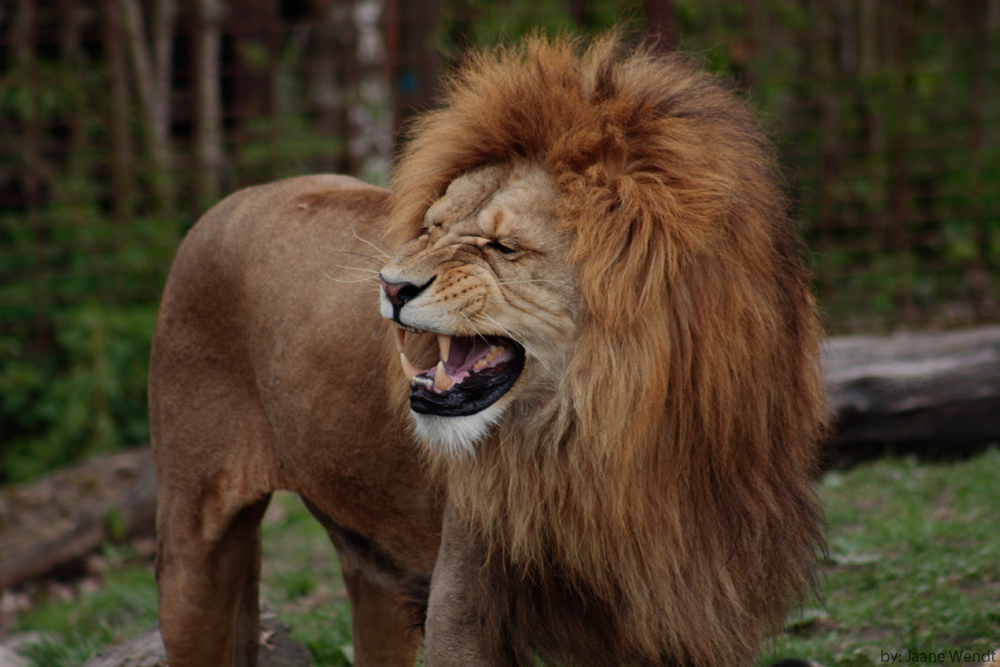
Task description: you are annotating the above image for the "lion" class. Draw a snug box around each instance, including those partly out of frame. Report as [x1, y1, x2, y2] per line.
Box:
[149, 32, 827, 667]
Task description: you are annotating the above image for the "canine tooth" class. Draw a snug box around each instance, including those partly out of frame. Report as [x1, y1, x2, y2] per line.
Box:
[393, 327, 406, 352]
[437, 334, 451, 363]
[434, 361, 452, 391]
[400, 352, 421, 381]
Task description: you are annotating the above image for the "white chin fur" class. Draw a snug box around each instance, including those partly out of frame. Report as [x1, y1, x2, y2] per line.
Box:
[410, 403, 506, 458]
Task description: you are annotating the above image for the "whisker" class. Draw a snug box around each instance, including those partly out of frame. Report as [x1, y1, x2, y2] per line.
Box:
[330, 248, 384, 266]
[476, 313, 517, 342]
[331, 264, 381, 275]
[474, 312, 550, 373]
[351, 227, 392, 257]
[495, 278, 570, 287]
[322, 271, 381, 285]
[484, 296, 566, 322]
[459, 312, 487, 339]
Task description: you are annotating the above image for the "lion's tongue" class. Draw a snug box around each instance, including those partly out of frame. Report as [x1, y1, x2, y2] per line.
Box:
[433, 336, 514, 391]
[396, 331, 514, 392]
[443, 335, 490, 373]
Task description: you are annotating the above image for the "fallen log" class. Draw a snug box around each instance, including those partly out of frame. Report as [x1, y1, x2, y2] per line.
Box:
[0, 449, 156, 591]
[823, 324, 1000, 465]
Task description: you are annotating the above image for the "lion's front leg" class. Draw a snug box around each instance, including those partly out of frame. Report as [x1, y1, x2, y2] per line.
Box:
[156, 490, 272, 666]
[423, 505, 507, 667]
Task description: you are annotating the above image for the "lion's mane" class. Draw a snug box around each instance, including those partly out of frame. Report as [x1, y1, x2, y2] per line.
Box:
[388, 33, 827, 666]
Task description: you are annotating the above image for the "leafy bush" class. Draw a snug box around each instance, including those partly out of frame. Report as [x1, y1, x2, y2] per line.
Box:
[0, 304, 157, 483]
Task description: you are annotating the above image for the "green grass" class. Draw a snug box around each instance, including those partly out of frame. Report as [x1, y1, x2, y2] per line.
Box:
[6, 449, 1000, 666]
[762, 448, 1000, 666]
[10, 547, 159, 666]
[258, 493, 355, 665]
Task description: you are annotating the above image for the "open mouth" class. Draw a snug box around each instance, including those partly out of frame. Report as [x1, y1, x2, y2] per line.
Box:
[393, 326, 525, 417]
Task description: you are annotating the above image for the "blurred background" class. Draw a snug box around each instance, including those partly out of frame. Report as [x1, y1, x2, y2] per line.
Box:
[0, 0, 997, 483]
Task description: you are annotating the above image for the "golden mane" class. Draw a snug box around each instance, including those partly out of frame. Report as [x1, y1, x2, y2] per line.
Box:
[388, 32, 827, 666]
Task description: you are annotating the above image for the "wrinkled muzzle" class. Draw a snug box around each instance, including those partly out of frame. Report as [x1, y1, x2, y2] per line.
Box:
[379, 263, 525, 419]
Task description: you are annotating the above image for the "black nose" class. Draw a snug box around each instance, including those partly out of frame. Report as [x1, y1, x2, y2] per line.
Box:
[379, 275, 435, 311]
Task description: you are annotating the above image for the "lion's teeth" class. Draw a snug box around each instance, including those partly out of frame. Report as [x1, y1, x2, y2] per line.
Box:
[434, 361, 452, 391]
[437, 333, 451, 363]
[393, 327, 406, 353]
[400, 352, 421, 381]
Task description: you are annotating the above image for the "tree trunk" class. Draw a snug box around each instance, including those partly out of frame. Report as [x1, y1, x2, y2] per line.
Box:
[858, 0, 876, 77]
[12, 0, 50, 355]
[230, 0, 282, 184]
[103, 0, 137, 223]
[349, 0, 392, 185]
[967, 0, 995, 322]
[389, 0, 439, 136]
[60, 0, 105, 261]
[194, 0, 225, 208]
[120, 0, 176, 212]
[308, 1, 352, 174]
[889, 0, 914, 319]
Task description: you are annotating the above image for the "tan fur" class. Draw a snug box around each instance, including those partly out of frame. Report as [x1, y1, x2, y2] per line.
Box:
[150, 175, 443, 666]
[151, 31, 826, 667]
[385, 33, 827, 666]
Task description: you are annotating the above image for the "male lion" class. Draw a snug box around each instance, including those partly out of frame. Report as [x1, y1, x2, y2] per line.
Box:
[150, 33, 826, 667]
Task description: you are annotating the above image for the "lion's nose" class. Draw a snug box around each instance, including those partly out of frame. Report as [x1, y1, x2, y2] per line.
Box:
[379, 275, 435, 311]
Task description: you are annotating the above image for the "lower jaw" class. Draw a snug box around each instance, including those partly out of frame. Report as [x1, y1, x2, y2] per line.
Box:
[410, 403, 508, 457]
[408, 353, 524, 417]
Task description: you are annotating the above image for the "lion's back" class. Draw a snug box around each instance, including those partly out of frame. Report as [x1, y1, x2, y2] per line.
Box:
[148, 174, 406, 491]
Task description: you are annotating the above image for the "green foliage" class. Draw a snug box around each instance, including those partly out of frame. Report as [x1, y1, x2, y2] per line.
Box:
[0, 42, 341, 482]
[0, 48, 181, 483]
[1, 1, 997, 481]
[234, 113, 344, 188]
[0, 304, 157, 483]
[434, 0, 643, 54]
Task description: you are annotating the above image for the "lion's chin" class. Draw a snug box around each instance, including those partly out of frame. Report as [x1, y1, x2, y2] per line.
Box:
[410, 402, 507, 458]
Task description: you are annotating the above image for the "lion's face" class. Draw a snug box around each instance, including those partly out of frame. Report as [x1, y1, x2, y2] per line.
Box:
[379, 163, 577, 455]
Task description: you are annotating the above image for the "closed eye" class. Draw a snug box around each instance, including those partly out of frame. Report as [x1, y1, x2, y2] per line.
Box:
[486, 240, 517, 255]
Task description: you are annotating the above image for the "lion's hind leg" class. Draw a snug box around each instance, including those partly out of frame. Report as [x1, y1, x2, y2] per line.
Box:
[341, 566, 423, 666]
[234, 498, 269, 666]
